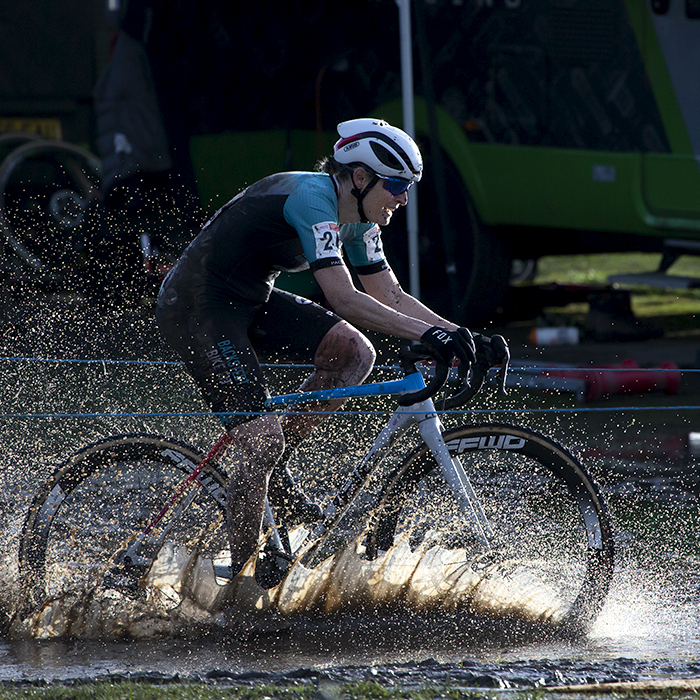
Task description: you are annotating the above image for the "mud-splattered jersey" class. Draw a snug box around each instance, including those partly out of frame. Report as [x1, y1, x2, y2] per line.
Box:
[161, 171, 388, 306]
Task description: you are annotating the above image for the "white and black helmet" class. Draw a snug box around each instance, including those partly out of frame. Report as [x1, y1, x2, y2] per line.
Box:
[333, 118, 423, 183]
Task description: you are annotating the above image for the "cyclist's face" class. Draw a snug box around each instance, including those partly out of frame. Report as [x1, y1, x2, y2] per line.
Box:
[355, 168, 409, 225]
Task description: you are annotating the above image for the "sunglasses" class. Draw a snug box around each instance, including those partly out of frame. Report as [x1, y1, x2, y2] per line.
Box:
[379, 176, 413, 196]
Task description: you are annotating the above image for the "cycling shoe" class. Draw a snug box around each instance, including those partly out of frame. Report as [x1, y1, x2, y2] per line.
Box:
[268, 465, 322, 526]
[255, 542, 294, 589]
[102, 561, 148, 598]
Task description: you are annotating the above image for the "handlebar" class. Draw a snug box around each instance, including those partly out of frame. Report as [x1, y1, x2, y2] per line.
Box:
[397, 341, 509, 408]
[397, 345, 450, 406]
[265, 341, 509, 410]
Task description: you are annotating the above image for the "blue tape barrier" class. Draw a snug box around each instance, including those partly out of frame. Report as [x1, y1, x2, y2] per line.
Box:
[0, 356, 697, 419]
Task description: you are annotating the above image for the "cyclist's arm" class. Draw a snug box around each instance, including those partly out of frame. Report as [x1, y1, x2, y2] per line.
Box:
[357, 267, 459, 330]
[313, 265, 434, 341]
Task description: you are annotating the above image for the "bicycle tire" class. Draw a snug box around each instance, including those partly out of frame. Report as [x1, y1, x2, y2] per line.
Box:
[18, 433, 229, 613]
[365, 422, 614, 635]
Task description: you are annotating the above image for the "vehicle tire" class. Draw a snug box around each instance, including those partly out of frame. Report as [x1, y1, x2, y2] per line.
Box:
[510, 258, 538, 284]
[383, 144, 512, 327]
[0, 139, 102, 286]
[18, 434, 229, 612]
[0, 132, 42, 161]
[365, 423, 614, 635]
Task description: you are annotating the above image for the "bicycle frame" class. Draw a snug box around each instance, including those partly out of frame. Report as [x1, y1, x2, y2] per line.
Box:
[119, 367, 492, 578]
[20, 346, 615, 634]
[264, 369, 492, 568]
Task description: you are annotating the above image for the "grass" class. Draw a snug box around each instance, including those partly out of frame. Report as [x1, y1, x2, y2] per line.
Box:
[0, 682, 315, 700]
[533, 251, 700, 285]
[528, 252, 700, 319]
[1, 680, 699, 700]
[0, 681, 483, 700]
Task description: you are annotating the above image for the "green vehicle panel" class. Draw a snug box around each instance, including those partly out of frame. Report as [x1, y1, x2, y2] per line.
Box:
[7, 0, 699, 323]
[190, 0, 700, 323]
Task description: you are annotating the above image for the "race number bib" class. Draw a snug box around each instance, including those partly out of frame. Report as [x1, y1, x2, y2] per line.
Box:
[363, 225, 384, 263]
[312, 221, 341, 260]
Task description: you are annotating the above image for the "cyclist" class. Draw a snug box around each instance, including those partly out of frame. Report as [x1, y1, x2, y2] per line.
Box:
[156, 118, 478, 579]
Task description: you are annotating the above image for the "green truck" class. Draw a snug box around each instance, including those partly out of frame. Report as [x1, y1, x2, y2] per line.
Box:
[2, 1, 700, 324]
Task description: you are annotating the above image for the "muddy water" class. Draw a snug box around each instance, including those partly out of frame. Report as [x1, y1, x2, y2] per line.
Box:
[0, 295, 699, 688]
[1, 559, 700, 688]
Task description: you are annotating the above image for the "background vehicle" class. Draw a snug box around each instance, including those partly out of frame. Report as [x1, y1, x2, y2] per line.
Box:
[2, 0, 699, 323]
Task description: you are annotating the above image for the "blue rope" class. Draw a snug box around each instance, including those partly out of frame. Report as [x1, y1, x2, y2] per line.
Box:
[0, 356, 695, 419]
[0, 357, 371, 370]
[0, 356, 184, 366]
[0, 355, 693, 371]
[1, 405, 699, 419]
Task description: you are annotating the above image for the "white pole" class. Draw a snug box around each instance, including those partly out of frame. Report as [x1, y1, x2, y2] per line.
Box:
[396, 0, 420, 300]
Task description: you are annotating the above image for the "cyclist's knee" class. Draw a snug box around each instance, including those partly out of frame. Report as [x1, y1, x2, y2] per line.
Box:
[314, 322, 376, 385]
[228, 415, 285, 473]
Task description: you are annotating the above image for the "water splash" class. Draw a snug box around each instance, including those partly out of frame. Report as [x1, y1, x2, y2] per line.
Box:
[589, 560, 700, 659]
[8, 530, 567, 641]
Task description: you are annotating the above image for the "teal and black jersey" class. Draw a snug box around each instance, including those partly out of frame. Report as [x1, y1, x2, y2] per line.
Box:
[162, 171, 388, 306]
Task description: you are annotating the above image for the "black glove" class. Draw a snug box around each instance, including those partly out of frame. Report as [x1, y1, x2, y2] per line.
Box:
[473, 333, 510, 371]
[473, 333, 510, 394]
[420, 326, 477, 367]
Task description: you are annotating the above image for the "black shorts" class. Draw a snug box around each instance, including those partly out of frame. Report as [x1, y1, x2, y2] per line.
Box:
[156, 288, 342, 428]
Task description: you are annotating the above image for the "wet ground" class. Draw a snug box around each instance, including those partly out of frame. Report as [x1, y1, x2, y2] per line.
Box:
[0, 292, 699, 689]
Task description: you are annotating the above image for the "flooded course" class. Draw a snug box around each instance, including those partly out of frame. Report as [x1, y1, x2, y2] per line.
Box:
[0, 294, 699, 688]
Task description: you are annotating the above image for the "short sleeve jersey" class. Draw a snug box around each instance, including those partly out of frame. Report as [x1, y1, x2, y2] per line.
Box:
[163, 172, 388, 305]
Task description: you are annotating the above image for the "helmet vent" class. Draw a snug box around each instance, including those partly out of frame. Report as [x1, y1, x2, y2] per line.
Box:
[370, 141, 403, 172]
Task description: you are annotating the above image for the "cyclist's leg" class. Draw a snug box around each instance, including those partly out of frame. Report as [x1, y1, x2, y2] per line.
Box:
[224, 414, 284, 575]
[157, 299, 285, 576]
[252, 289, 376, 449]
[207, 299, 375, 567]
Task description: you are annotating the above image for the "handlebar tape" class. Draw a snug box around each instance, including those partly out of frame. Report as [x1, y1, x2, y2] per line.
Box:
[397, 360, 449, 406]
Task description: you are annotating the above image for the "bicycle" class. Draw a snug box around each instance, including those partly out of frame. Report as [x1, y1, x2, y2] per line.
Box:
[16, 345, 614, 636]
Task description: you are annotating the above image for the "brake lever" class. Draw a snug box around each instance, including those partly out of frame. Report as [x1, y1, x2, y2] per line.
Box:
[496, 357, 509, 395]
[492, 334, 510, 396]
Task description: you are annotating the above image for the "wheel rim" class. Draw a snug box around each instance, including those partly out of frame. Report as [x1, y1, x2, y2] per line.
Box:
[19, 436, 228, 615]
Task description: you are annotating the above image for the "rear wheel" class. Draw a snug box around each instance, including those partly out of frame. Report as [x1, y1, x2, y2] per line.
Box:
[18, 434, 230, 614]
[365, 423, 614, 635]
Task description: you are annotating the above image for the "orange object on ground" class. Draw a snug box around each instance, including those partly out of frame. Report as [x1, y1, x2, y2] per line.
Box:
[543, 359, 681, 402]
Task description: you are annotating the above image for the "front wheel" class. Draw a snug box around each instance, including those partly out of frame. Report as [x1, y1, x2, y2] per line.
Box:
[365, 423, 614, 636]
[18, 434, 230, 617]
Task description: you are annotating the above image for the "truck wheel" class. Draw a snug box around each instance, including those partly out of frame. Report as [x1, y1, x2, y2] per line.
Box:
[0, 139, 101, 287]
[383, 145, 512, 328]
